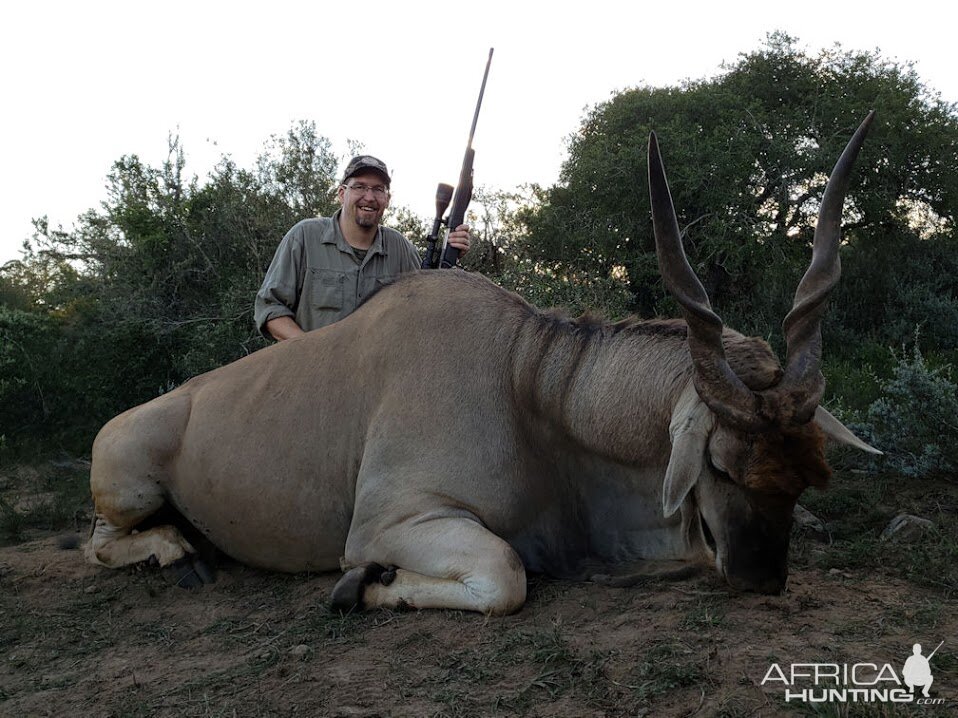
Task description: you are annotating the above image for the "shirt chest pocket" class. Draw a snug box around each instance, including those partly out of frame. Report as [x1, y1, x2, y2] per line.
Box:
[308, 268, 347, 310]
[359, 273, 397, 301]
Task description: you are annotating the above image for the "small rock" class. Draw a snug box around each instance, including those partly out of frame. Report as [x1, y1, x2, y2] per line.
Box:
[84, 585, 99, 594]
[828, 568, 842, 576]
[289, 644, 310, 660]
[793, 504, 829, 542]
[881, 514, 935, 542]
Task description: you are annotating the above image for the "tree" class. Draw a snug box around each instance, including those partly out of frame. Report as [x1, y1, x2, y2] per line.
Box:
[461, 186, 633, 316]
[0, 122, 344, 456]
[523, 33, 958, 346]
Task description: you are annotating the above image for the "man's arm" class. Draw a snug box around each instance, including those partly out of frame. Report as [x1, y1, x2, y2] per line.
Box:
[255, 223, 307, 340]
[264, 316, 306, 341]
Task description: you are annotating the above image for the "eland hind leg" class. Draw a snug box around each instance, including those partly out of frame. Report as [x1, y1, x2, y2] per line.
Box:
[86, 393, 205, 582]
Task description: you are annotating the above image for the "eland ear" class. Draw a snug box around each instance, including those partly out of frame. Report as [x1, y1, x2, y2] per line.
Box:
[663, 386, 714, 517]
[663, 432, 708, 517]
[814, 406, 883, 455]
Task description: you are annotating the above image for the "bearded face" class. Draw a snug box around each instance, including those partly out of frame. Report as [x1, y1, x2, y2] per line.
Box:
[339, 171, 390, 230]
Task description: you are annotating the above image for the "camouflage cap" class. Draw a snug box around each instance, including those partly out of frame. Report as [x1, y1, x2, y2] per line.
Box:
[342, 155, 391, 187]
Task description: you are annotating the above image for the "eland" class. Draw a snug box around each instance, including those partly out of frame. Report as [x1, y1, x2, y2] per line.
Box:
[87, 113, 878, 614]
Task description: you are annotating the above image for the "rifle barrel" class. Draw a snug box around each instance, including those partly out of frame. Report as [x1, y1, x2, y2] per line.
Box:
[927, 640, 945, 660]
[466, 48, 494, 149]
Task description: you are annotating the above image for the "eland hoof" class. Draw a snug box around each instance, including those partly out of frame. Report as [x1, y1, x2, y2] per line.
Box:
[163, 556, 215, 589]
[330, 562, 394, 613]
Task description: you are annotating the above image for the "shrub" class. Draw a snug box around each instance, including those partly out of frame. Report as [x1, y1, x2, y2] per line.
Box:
[856, 340, 958, 478]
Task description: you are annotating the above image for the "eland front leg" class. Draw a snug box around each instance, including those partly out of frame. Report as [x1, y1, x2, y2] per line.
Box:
[332, 516, 527, 615]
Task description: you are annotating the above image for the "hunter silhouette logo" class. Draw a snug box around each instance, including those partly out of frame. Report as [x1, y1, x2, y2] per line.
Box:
[761, 640, 947, 705]
[903, 641, 942, 698]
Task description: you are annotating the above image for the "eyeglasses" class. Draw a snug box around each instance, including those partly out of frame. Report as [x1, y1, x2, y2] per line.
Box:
[344, 183, 389, 199]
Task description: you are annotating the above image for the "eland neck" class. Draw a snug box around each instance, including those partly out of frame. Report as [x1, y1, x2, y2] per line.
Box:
[511, 314, 693, 466]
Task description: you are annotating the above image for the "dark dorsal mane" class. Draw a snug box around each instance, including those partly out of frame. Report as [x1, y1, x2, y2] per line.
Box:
[534, 303, 783, 395]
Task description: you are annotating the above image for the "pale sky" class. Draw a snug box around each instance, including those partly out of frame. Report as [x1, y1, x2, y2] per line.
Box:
[2, 0, 956, 265]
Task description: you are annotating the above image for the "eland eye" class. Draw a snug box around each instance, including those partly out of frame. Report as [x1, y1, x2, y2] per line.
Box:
[708, 459, 734, 483]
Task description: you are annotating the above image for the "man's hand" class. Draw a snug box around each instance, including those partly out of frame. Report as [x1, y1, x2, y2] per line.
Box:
[447, 224, 473, 256]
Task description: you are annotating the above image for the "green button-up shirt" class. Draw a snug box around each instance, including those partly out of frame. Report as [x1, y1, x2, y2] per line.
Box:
[254, 211, 422, 338]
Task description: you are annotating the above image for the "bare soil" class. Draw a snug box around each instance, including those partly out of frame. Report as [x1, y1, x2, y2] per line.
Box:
[1, 530, 955, 717]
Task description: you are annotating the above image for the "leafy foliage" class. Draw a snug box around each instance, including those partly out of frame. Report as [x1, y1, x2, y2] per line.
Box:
[462, 186, 633, 318]
[831, 229, 958, 351]
[858, 341, 958, 478]
[524, 33, 958, 344]
[1, 122, 349, 458]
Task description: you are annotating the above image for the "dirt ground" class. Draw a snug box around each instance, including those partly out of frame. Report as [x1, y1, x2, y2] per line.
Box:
[1, 528, 955, 718]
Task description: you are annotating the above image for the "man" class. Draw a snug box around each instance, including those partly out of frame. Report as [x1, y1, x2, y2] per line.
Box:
[903, 643, 935, 698]
[254, 155, 471, 340]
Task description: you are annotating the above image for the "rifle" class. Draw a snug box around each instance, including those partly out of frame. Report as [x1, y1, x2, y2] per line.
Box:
[927, 640, 944, 661]
[421, 48, 494, 269]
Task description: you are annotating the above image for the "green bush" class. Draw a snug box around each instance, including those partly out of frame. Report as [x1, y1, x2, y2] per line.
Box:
[0, 308, 60, 458]
[821, 340, 895, 416]
[855, 341, 958, 478]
